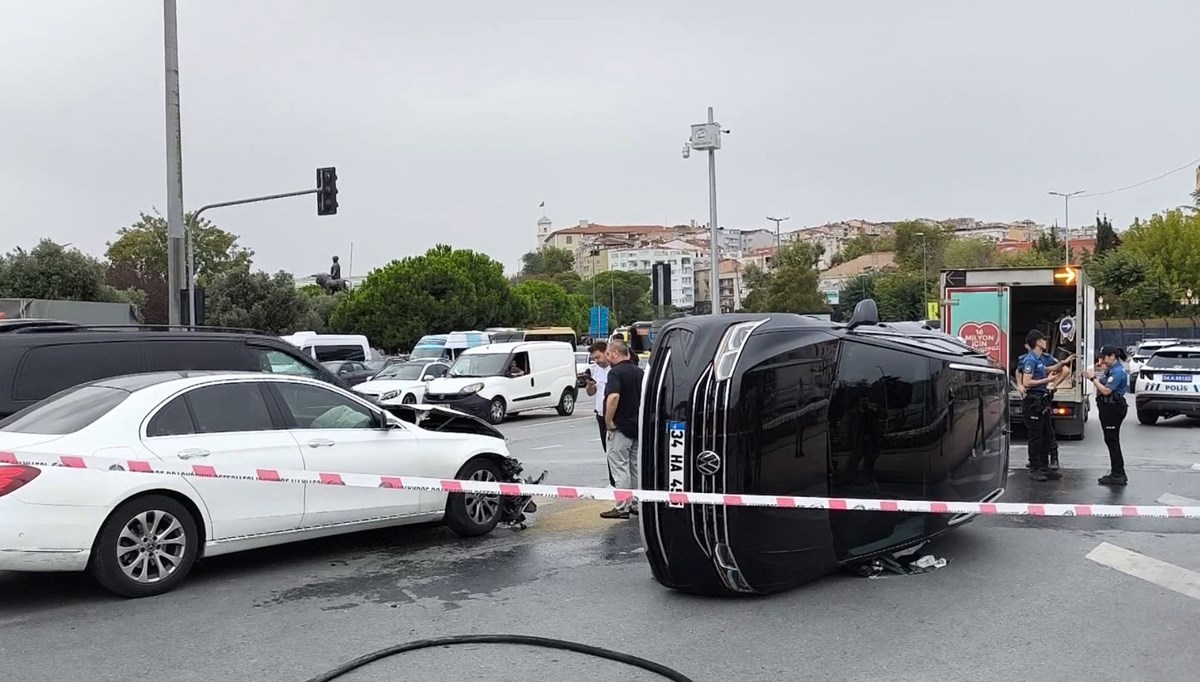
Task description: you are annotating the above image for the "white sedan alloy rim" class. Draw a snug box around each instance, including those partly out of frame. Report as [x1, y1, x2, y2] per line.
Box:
[117, 510, 187, 584]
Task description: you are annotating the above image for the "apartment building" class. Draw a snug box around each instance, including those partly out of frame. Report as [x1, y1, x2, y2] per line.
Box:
[608, 248, 695, 308]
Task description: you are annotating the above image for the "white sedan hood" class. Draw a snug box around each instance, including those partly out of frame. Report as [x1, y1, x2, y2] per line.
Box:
[353, 379, 425, 397]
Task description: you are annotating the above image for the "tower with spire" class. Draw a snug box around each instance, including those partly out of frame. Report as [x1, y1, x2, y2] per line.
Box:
[536, 204, 552, 245]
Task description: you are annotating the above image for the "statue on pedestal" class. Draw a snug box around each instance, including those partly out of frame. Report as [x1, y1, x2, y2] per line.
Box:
[313, 255, 349, 294]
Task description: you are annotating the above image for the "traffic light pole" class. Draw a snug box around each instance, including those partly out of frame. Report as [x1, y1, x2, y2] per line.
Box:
[163, 0, 187, 326]
[185, 187, 318, 326]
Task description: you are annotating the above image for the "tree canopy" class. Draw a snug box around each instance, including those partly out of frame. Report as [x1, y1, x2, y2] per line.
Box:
[0, 239, 141, 307]
[575, 270, 653, 325]
[519, 246, 576, 279]
[205, 269, 319, 334]
[513, 279, 589, 331]
[740, 242, 828, 314]
[330, 245, 524, 351]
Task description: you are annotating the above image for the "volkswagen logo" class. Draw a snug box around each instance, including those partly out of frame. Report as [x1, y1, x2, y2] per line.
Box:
[696, 450, 722, 476]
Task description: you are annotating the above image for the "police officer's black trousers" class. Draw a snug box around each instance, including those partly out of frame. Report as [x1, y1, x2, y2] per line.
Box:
[1098, 401, 1128, 476]
[1022, 393, 1055, 471]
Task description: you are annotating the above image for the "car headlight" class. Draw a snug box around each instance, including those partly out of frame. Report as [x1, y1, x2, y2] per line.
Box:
[379, 390, 400, 401]
[460, 382, 485, 395]
[713, 319, 768, 382]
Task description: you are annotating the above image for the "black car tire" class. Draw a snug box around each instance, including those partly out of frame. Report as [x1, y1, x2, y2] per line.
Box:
[1137, 410, 1158, 425]
[556, 388, 576, 416]
[90, 494, 200, 599]
[445, 458, 504, 537]
[401, 393, 417, 404]
[486, 397, 507, 424]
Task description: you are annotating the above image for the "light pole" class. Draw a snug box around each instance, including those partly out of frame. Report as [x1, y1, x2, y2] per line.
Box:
[163, 0, 187, 326]
[684, 107, 727, 314]
[767, 216, 789, 263]
[915, 231, 929, 306]
[1048, 189, 1085, 265]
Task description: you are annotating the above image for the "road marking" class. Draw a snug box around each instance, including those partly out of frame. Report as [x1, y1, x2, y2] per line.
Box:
[1085, 542, 1200, 602]
[1157, 493, 1200, 506]
[589, 438, 600, 442]
[529, 444, 564, 451]
[1192, 464, 1200, 472]
[510, 416, 592, 431]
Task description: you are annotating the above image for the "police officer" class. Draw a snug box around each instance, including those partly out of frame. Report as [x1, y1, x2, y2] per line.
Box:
[1015, 342, 1065, 472]
[1019, 330, 1074, 480]
[1085, 345, 1130, 486]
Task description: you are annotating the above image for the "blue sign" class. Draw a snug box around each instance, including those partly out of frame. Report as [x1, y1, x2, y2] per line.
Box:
[1059, 316, 1076, 340]
[589, 306, 610, 338]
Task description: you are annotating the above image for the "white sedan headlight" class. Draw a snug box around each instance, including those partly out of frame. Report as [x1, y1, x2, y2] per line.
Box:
[379, 390, 400, 402]
[460, 382, 485, 395]
[713, 319, 768, 382]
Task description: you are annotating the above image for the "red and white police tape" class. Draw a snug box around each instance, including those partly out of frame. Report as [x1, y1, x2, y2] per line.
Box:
[3, 450, 1200, 519]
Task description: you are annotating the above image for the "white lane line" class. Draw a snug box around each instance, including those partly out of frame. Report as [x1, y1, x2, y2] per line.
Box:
[1085, 542, 1200, 602]
[1192, 464, 1200, 472]
[1157, 493, 1200, 506]
[529, 444, 564, 451]
[509, 416, 593, 431]
[589, 438, 601, 442]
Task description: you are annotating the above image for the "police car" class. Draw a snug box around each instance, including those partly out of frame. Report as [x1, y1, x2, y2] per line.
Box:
[1128, 338, 1182, 393]
[1135, 343, 1200, 425]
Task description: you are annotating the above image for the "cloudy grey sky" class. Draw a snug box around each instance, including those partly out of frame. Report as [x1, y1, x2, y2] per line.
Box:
[3, 1, 1198, 277]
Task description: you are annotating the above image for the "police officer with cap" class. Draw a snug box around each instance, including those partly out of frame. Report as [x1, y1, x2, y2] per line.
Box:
[1085, 345, 1130, 486]
[1018, 329, 1074, 480]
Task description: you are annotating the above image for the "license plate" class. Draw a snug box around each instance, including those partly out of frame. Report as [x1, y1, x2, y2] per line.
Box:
[667, 420, 686, 508]
[1164, 374, 1193, 383]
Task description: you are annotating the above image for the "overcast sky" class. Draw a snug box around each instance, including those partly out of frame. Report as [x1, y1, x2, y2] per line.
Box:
[3, 1, 1198, 277]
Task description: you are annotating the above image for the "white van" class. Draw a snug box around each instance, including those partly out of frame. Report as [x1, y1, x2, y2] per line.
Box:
[281, 331, 372, 362]
[422, 341, 578, 424]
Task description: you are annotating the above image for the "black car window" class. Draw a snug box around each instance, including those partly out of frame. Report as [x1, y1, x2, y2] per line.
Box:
[185, 383, 276, 434]
[313, 344, 366, 362]
[144, 340, 256, 372]
[255, 349, 319, 378]
[0, 385, 129, 435]
[14, 343, 146, 402]
[146, 396, 196, 437]
[273, 382, 375, 429]
[427, 363, 448, 378]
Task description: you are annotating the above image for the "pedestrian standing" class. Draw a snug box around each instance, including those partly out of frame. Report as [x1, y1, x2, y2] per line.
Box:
[1019, 330, 1074, 480]
[583, 340, 614, 486]
[1086, 345, 1130, 486]
[600, 338, 644, 520]
[1014, 343, 1061, 472]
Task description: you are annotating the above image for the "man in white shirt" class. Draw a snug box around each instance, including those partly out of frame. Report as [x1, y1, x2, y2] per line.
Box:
[584, 340, 613, 486]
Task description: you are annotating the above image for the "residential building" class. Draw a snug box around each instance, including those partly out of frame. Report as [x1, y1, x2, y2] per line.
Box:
[741, 228, 778, 251]
[540, 219, 680, 253]
[608, 248, 695, 308]
[995, 238, 1096, 257]
[817, 251, 897, 305]
[694, 259, 747, 313]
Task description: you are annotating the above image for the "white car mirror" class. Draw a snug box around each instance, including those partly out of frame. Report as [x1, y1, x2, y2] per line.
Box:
[423, 375, 434, 382]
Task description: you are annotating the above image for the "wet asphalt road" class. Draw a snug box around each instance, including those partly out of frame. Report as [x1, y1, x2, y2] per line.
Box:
[3, 399, 1200, 682]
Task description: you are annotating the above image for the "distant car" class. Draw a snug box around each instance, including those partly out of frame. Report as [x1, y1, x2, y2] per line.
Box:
[354, 360, 450, 405]
[1134, 344, 1200, 425]
[575, 351, 592, 388]
[364, 357, 406, 374]
[321, 360, 375, 386]
[0, 372, 526, 598]
[1128, 339, 1182, 392]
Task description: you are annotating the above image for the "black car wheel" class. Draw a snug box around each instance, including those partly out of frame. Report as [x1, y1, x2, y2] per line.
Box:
[401, 393, 417, 404]
[556, 388, 576, 416]
[445, 458, 504, 537]
[486, 397, 507, 424]
[1137, 410, 1158, 425]
[90, 494, 199, 598]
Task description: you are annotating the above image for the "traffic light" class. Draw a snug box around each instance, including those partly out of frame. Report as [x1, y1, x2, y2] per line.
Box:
[1053, 266, 1077, 285]
[316, 167, 338, 216]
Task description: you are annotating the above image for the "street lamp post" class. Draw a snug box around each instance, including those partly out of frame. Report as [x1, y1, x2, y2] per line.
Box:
[767, 216, 789, 263]
[163, 0, 187, 326]
[915, 231, 929, 307]
[1048, 189, 1085, 265]
[684, 107, 727, 314]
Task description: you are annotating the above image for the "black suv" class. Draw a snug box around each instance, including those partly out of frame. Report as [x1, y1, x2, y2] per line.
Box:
[0, 320, 344, 419]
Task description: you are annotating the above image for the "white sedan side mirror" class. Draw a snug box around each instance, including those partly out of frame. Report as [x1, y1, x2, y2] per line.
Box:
[423, 375, 434, 382]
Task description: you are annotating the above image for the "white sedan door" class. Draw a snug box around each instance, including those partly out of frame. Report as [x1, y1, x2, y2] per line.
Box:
[266, 381, 428, 528]
[140, 382, 306, 540]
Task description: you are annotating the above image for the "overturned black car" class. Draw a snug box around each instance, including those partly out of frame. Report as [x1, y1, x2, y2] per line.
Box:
[639, 300, 1009, 596]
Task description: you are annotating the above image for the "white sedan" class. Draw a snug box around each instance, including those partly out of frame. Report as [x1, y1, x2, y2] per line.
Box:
[353, 360, 450, 405]
[0, 372, 521, 598]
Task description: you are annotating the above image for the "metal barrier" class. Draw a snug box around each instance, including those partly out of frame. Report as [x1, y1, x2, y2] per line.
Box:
[1097, 318, 1199, 350]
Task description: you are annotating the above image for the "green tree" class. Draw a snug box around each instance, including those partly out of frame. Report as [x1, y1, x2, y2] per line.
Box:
[740, 242, 828, 314]
[576, 270, 653, 325]
[1120, 209, 1200, 295]
[330, 245, 524, 351]
[892, 221, 951, 275]
[997, 248, 1059, 268]
[0, 239, 141, 306]
[834, 271, 884, 321]
[831, 234, 894, 266]
[943, 237, 1000, 269]
[513, 279, 588, 330]
[205, 269, 319, 334]
[1094, 214, 1121, 255]
[105, 211, 253, 324]
[519, 246, 576, 279]
[874, 271, 925, 322]
[299, 286, 348, 332]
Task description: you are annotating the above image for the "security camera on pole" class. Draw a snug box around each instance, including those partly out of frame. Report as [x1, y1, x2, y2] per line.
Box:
[683, 107, 727, 315]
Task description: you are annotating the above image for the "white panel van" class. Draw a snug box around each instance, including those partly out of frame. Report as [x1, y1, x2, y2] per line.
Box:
[422, 341, 578, 424]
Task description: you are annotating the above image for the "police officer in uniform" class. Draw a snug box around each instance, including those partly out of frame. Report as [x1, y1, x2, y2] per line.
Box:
[1019, 330, 1073, 480]
[1085, 345, 1130, 486]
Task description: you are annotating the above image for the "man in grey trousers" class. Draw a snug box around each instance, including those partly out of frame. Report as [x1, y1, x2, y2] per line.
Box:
[600, 338, 644, 520]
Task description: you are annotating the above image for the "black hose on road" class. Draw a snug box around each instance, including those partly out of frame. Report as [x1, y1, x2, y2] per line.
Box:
[304, 633, 696, 682]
